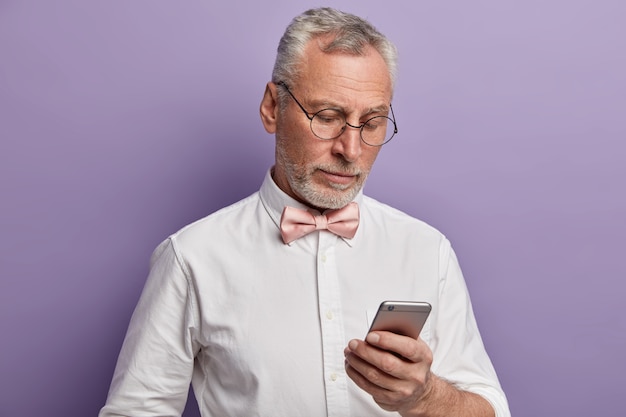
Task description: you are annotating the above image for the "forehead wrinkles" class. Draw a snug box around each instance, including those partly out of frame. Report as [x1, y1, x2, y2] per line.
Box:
[303, 88, 390, 117]
[298, 73, 391, 111]
[295, 44, 392, 114]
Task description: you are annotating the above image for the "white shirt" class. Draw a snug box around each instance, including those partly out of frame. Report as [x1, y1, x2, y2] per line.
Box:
[100, 169, 510, 417]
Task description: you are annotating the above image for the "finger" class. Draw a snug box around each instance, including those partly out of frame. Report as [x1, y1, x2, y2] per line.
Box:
[345, 357, 400, 405]
[365, 331, 433, 366]
[345, 359, 413, 412]
[345, 339, 433, 410]
[345, 339, 405, 389]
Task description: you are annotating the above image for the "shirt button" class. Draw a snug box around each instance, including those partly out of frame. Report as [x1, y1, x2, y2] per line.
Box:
[326, 310, 334, 320]
[330, 373, 338, 381]
[321, 254, 327, 263]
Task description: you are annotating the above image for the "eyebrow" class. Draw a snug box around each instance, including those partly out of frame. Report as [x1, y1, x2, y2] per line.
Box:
[306, 98, 390, 117]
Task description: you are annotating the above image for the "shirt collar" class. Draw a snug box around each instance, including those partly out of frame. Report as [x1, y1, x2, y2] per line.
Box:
[259, 167, 363, 247]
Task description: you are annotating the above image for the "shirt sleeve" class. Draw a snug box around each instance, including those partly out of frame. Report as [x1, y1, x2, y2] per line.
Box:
[431, 238, 511, 417]
[99, 238, 200, 417]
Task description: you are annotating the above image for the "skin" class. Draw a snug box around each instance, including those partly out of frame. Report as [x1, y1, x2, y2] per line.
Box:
[260, 38, 389, 211]
[344, 332, 495, 417]
[260, 36, 495, 417]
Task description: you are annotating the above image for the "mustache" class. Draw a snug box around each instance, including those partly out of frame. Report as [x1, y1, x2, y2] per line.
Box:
[315, 163, 362, 177]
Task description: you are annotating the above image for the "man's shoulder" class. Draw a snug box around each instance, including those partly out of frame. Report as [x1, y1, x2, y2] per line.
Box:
[361, 195, 444, 239]
[170, 191, 262, 242]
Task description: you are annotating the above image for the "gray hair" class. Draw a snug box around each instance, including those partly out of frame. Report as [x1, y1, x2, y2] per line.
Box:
[272, 8, 398, 92]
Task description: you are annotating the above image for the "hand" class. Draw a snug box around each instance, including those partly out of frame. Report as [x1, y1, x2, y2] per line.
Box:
[344, 331, 434, 415]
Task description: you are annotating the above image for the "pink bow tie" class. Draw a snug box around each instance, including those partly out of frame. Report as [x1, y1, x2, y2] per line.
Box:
[279, 202, 360, 244]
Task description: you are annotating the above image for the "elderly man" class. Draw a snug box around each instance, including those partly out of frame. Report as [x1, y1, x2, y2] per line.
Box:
[100, 7, 509, 417]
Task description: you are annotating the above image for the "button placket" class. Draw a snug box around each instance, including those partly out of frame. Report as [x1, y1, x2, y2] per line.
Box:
[316, 233, 350, 415]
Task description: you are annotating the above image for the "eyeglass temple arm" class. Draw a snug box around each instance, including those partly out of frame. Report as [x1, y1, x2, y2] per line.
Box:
[275, 81, 314, 120]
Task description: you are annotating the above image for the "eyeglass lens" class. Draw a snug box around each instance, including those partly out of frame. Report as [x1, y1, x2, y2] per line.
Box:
[310, 109, 395, 146]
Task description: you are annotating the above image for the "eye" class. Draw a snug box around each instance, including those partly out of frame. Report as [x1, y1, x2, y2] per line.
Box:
[363, 116, 387, 131]
[314, 110, 344, 125]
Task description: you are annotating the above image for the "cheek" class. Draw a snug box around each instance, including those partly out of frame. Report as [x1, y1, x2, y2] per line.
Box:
[360, 147, 381, 171]
[279, 134, 306, 160]
[279, 131, 329, 164]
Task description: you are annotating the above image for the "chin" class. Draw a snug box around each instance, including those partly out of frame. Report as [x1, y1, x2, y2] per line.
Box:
[303, 188, 359, 210]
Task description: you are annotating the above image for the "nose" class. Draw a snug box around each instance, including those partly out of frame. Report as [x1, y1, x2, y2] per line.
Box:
[332, 124, 362, 162]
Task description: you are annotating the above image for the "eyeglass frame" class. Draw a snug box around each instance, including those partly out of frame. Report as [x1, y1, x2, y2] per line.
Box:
[276, 81, 398, 147]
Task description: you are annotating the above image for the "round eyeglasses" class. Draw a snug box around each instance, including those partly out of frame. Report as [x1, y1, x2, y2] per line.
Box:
[277, 81, 398, 146]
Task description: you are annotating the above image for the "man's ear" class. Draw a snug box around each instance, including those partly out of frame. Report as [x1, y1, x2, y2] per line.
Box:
[260, 82, 279, 134]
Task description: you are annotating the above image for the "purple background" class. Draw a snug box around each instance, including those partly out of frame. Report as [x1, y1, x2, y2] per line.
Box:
[1, 1, 624, 416]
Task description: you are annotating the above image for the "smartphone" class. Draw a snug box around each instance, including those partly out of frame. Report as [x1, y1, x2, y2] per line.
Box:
[368, 301, 432, 339]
